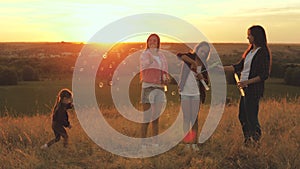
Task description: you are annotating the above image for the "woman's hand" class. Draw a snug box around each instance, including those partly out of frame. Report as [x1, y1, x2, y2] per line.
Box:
[219, 65, 234, 72]
[237, 81, 248, 88]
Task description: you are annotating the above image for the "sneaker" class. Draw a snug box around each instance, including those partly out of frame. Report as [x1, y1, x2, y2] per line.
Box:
[40, 144, 48, 150]
[191, 144, 199, 151]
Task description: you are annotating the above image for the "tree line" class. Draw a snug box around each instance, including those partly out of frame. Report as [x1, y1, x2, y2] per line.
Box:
[0, 56, 76, 85]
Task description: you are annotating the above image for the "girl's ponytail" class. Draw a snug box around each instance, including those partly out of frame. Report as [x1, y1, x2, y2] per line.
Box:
[52, 88, 72, 116]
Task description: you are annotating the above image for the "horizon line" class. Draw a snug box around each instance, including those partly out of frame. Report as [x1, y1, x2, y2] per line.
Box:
[0, 41, 299, 45]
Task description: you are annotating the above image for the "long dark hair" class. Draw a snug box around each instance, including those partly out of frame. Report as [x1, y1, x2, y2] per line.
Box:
[146, 33, 160, 51]
[52, 88, 73, 114]
[242, 25, 272, 73]
[193, 41, 210, 62]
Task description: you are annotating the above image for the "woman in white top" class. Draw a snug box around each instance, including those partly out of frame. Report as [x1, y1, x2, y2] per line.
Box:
[222, 25, 271, 146]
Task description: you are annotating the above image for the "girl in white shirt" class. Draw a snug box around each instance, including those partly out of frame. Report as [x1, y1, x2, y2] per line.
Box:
[177, 41, 210, 151]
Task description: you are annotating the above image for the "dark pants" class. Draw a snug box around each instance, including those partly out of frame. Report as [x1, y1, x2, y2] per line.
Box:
[47, 121, 68, 147]
[239, 95, 261, 142]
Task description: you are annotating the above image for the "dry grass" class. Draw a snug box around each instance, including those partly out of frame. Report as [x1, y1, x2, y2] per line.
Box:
[0, 98, 299, 169]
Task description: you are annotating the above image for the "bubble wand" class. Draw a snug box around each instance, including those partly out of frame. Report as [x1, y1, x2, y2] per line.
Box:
[234, 73, 245, 96]
[196, 61, 221, 91]
[197, 66, 209, 91]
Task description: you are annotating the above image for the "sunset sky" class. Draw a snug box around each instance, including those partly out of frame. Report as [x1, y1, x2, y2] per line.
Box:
[1, 0, 299, 43]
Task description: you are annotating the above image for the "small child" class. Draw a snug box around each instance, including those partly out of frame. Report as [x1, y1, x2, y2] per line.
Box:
[41, 88, 73, 149]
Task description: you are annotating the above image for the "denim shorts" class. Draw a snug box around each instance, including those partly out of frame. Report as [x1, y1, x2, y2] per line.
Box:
[141, 87, 166, 104]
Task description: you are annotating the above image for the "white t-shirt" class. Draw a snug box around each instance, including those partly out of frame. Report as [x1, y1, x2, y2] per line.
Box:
[180, 71, 200, 96]
[240, 47, 261, 82]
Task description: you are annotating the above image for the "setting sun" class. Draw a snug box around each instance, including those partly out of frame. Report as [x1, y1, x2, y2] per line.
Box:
[1, 0, 299, 43]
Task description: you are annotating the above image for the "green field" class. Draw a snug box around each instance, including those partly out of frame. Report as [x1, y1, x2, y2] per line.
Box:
[0, 78, 299, 117]
[0, 80, 72, 116]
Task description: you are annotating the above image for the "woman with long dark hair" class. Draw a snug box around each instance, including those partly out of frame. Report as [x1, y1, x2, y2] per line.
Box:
[222, 25, 272, 146]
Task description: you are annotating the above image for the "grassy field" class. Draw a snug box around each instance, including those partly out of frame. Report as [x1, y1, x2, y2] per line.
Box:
[0, 78, 299, 116]
[0, 98, 299, 169]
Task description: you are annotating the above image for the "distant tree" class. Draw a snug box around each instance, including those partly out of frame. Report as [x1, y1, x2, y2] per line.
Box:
[22, 65, 39, 81]
[0, 67, 18, 85]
